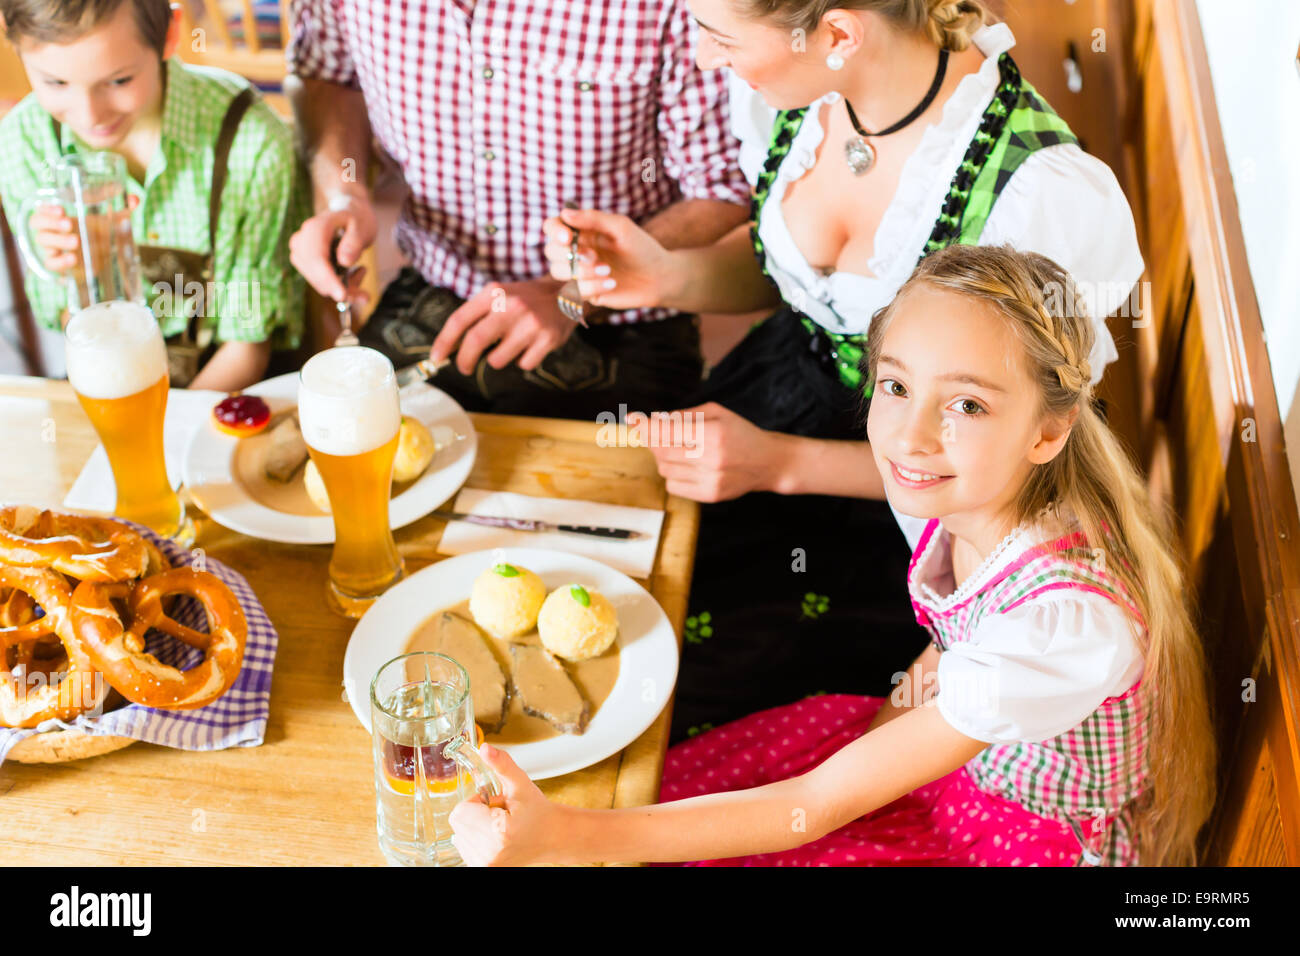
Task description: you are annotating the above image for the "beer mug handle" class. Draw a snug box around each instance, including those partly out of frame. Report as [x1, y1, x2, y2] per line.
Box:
[443, 733, 503, 802]
[13, 187, 68, 283]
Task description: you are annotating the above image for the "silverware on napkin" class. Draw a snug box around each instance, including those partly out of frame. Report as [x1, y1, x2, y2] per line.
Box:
[430, 510, 643, 540]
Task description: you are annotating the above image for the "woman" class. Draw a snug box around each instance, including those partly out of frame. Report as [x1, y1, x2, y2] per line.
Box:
[545, 0, 1144, 740]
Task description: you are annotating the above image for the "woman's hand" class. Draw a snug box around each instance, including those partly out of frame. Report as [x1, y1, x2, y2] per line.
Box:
[448, 744, 563, 866]
[542, 206, 682, 311]
[636, 402, 790, 502]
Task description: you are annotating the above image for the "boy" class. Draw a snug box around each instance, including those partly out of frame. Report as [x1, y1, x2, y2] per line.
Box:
[0, 0, 307, 390]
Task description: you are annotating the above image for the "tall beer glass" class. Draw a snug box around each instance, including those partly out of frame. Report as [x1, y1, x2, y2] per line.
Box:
[298, 346, 405, 617]
[64, 301, 191, 542]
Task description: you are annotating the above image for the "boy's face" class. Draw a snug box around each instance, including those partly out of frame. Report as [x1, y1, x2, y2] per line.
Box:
[866, 284, 1071, 528]
[16, 2, 169, 149]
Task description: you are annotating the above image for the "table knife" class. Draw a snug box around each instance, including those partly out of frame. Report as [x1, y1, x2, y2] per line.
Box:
[396, 357, 451, 388]
[430, 510, 642, 540]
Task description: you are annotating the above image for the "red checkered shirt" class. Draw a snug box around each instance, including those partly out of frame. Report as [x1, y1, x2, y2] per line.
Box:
[288, 0, 750, 323]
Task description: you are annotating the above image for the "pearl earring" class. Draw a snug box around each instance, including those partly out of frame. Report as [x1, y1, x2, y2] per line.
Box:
[826, 53, 845, 71]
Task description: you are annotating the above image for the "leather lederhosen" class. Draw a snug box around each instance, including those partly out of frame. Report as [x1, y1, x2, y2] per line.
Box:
[53, 86, 257, 386]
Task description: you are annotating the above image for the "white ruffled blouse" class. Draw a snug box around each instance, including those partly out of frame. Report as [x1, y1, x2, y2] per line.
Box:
[912, 519, 1146, 743]
[727, 22, 1144, 385]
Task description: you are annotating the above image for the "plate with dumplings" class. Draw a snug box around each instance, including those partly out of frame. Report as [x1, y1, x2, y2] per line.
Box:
[342, 548, 679, 780]
[182, 371, 476, 543]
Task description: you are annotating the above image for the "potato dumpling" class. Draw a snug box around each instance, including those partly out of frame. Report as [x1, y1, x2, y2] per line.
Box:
[537, 584, 618, 661]
[469, 563, 547, 639]
[394, 416, 437, 483]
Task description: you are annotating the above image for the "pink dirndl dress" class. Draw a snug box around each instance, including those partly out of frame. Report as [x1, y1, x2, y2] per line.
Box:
[659, 518, 1149, 867]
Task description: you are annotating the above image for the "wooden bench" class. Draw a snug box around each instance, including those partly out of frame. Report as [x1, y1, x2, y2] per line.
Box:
[1126, 0, 1299, 864]
[994, 0, 1298, 864]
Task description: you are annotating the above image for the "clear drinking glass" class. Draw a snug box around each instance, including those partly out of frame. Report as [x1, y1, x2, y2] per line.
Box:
[14, 151, 144, 313]
[298, 346, 405, 617]
[370, 652, 502, 866]
[64, 301, 193, 543]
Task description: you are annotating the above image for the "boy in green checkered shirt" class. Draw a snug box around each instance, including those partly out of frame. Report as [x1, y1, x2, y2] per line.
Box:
[0, 0, 307, 390]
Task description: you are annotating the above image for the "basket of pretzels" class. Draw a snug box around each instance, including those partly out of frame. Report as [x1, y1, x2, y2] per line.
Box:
[0, 506, 249, 762]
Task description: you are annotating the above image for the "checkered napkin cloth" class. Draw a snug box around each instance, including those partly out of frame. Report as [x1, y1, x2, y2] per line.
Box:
[0, 524, 278, 764]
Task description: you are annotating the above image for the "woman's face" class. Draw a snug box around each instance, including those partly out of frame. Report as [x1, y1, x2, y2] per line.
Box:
[866, 284, 1071, 532]
[687, 0, 841, 109]
[16, 2, 171, 149]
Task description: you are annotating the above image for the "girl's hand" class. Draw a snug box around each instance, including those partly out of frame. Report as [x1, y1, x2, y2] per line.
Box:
[541, 206, 680, 310]
[637, 402, 788, 503]
[448, 744, 560, 866]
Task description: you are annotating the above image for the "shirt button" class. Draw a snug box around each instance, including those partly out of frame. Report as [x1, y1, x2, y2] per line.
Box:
[484, 223, 498, 236]
[482, 149, 496, 161]
[577, 80, 592, 92]
[482, 67, 495, 80]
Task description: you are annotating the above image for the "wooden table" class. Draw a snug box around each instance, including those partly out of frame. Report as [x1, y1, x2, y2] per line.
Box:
[0, 376, 697, 865]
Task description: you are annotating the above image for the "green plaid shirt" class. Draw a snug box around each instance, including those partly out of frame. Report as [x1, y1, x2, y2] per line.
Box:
[0, 57, 306, 347]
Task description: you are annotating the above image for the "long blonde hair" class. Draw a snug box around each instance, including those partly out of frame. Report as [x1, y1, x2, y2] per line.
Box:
[741, 0, 989, 51]
[866, 244, 1216, 866]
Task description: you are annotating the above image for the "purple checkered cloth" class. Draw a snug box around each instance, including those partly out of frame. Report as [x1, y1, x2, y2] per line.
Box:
[0, 524, 278, 764]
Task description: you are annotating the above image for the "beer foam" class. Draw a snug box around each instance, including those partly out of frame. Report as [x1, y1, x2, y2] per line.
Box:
[64, 301, 168, 399]
[298, 346, 401, 455]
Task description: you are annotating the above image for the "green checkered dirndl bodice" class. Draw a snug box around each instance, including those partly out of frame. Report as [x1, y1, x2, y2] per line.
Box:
[748, 53, 1079, 394]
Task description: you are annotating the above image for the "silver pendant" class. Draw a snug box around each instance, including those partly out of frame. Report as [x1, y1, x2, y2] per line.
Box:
[844, 136, 875, 175]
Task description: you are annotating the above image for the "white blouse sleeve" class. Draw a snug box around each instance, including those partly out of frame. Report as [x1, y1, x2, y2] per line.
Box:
[979, 143, 1146, 384]
[725, 68, 774, 186]
[933, 591, 1145, 744]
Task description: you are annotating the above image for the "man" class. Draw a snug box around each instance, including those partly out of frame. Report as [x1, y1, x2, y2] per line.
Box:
[286, 0, 750, 418]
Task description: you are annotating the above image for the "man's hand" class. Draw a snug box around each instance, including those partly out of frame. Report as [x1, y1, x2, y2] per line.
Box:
[636, 402, 788, 502]
[288, 195, 377, 304]
[430, 277, 578, 374]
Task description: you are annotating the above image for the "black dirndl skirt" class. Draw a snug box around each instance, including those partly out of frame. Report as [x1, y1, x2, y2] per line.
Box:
[667, 307, 930, 743]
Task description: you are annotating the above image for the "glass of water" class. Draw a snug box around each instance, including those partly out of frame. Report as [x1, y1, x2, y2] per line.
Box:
[370, 651, 501, 866]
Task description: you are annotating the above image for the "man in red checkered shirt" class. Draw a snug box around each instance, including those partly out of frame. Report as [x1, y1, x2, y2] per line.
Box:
[286, 0, 750, 418]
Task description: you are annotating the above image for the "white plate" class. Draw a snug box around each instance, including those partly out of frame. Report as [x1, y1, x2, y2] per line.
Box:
[182, 372, 476, 544]
[343, 548, 679, 781]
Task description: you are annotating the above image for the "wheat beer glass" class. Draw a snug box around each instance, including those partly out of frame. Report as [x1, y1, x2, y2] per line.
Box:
[298, 346, 405, 617]
[64, 301, 190, 541]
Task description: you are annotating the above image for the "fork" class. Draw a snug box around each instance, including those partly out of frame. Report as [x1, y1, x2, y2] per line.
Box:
[555, 200, 589, 327]
[329, 232, 360, 347]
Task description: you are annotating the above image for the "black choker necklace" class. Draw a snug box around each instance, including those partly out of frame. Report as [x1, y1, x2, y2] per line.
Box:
[843, 48, 949, 175]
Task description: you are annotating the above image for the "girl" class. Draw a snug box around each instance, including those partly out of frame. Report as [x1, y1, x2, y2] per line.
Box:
[540, 0, 1146, 743]
[448, 245, 1215, 867]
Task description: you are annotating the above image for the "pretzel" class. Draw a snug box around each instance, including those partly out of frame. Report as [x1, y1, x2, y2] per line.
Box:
[0, 506, 148, 582]
[69, 568, 246, 710]
[0, 565, 106, 728]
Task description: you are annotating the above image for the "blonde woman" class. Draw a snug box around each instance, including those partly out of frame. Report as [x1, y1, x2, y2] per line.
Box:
[450, 244, 1214, 868]
[545, 0, 1145, 740]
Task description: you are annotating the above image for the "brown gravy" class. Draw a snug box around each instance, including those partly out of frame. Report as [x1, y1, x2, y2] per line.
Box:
[232, 407, 416, 516]
[405, 599, 620, 744]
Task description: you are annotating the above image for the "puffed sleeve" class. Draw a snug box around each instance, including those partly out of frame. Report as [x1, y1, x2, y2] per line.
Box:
[979, 143, 1145, 384]
[934, 592, 1145, 744]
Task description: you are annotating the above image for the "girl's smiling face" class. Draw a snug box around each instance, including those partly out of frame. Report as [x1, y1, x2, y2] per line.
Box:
[15, 2, 176, 149]
[866, 284, 1073, 539]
